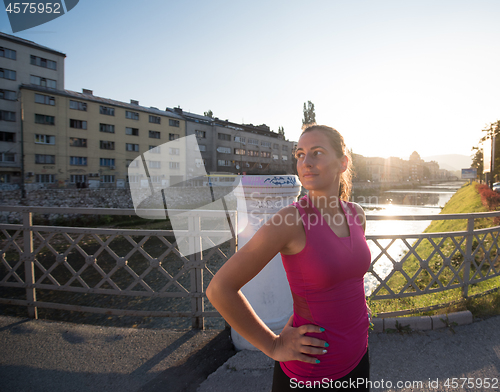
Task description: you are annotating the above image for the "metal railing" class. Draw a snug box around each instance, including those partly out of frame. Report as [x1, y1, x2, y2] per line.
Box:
[365, 211, 500, 317]
[0, 206, 235, 329]
[1, 206, 500, 326]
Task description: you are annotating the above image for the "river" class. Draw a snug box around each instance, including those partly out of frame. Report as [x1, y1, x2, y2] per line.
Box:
[353, 181, 466, 294]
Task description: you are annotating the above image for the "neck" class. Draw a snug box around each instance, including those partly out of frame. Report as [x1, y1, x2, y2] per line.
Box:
[309, 192, 342, 214]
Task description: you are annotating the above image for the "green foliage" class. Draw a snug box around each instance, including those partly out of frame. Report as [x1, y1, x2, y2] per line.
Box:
[204, 109, 213, 118]
[302, 101, 316, 126]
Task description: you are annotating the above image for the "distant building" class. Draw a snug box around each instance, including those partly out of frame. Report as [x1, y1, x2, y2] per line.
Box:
[0, 32, 66, 186]
[174, 107, 294, 177]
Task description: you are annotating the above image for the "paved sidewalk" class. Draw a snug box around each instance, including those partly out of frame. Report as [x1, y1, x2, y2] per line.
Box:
[199, 315, 500, 392]
[1, 314, 499, 392]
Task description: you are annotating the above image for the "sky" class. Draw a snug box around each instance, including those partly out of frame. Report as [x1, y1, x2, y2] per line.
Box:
[2, 0, 500, 162]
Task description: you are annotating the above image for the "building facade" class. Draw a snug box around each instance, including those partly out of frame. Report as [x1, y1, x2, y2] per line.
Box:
[21, 86, 186, 188]
[0, 32, 66, 186]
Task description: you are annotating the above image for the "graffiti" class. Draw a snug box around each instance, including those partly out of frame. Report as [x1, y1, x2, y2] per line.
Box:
[263, 176, 296, 187]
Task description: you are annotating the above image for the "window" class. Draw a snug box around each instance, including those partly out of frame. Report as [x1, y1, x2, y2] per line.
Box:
[149, 115, 161, 124]
[248, 150, 259, 157]
[100, 141, 115, 150]
[126, 159, 139, 168]
[101, 175, 115, 183]
[126, 110, 139, 120]
[217, 146, 231, 154]
[150, 161, 162, 169]
[234, 148, 246, 155]
[248, 138, 259, 146]
[100, 106, 115, 116]
[273, 143, 279, 149]
[35, 134, 55, 144]
[69, 119, 87, 129]
[169, 119, 180, 127]
[35, 154, 55, 164]
[0, 111, 16, 122]
[35, 93, 55, 105]
[149, 145, 161, 154]
[0, 47, 16, 60]
[126, 127, 139, 136]
[261, 151, 271, 158]
[168, 162, 179, 169]
[70, 100, 87, 111]
[1, 89, 16, 101]
[30, 75, 56, 88]
[69, 138, 87, 147]
[30, 55, 57, 70]
[70, 175, 87, 184]
[169, 133, 179, 140]
[196, 144, 207, 152]
[36, 174, 55, 183]
[218, 160, 231, 167]
[150, 175, 162, 183]
[195, 130, 206, 138]
[168, 147, 179, 155]
[282, 155, 288, 161]
[0, 153, 15, 162]
[0, 173, 11, 183]
[100, 124, 115, 133]
[35, 114, 54, 125]
[0, 132, 15, 142]
[234, 136, 246, 143]
[0, 68, 16, 80]
[70, 156, 87, 166]
[282, 145, 288, 151]
[261, 141, 271, 148]
[273, 154, 279, 160]
[126, 143, 139, 152]
[100, 158, 115, 167]
[149, 130, 160, 139]
[127, 175, 140, 183]
[218, 133, 231, 141]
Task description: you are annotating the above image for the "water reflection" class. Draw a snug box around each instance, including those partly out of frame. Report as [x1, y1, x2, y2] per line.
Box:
[355, 181, 465, 294]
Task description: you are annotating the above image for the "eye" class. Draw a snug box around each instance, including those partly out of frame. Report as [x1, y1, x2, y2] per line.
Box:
[313, 150, 323, 156]
[295, 152, 305, 159]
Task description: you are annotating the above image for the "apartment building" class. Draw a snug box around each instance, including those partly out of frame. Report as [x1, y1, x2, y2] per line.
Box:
[20, 86, 185, 188]
[174, 108, 294, 177]
[0, 32, 65, 186]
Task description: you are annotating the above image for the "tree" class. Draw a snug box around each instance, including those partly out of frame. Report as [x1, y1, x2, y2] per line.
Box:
[277, 126, 285, 139]
[204, 110, 213, 118]
[472, 120, 500, 183]
[302, 101, 316, 126]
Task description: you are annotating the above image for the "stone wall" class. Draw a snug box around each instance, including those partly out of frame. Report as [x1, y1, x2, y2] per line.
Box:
[0, 186, 236, 223]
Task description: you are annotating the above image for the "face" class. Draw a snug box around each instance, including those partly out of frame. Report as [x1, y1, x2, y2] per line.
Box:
[295, 130, 347, 193]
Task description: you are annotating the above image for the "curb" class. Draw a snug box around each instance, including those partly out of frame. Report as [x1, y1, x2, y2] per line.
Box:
[370, 310, 473, 333]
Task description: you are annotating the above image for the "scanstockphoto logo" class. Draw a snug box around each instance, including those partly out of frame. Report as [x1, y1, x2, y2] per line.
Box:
[128, 135, 248, 257]
[4, 0, 79, 33]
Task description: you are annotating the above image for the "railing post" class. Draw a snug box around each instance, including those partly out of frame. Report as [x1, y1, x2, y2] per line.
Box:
[462, 217, 475, 299]
[189, 214, 204, 329]
[23, 211, 37, 319]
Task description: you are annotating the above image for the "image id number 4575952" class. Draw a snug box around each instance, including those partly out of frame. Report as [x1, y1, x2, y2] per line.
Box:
[5, 2, 62, 13]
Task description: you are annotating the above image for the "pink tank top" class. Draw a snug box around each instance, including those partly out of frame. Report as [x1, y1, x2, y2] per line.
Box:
[280, 194, 371, 382]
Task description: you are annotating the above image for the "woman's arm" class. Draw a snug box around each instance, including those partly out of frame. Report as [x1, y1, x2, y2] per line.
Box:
[206, 206, 328, 364]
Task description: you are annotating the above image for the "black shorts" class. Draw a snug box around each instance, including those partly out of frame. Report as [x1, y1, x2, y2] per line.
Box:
[271, 349, 370, 391]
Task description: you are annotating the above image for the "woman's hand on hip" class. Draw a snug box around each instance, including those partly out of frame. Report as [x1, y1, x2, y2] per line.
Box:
[270, 315, 328, 364]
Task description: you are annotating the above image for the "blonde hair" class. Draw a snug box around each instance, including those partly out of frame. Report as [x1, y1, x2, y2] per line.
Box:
[300, 124, 353, 201]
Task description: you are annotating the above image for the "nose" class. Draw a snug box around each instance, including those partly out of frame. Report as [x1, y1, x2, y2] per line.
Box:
[302, 152, 313, 167]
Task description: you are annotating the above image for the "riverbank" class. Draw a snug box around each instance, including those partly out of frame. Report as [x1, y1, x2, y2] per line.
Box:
[369, 182, 500, 319]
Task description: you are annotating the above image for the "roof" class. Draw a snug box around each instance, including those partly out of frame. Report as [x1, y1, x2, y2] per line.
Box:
[20, 85, 185, 120]
[0, 32, 66, 57]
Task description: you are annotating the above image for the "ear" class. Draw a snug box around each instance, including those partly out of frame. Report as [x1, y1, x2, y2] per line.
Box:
[340, 155, 348, 173]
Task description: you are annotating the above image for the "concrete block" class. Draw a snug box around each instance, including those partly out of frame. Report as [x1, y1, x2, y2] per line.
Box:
[370, 318, 384, 333]
[384, 316, 432, 332]
[431, 311, 473, 330]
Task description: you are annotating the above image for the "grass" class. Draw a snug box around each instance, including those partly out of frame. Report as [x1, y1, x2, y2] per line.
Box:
[369, 182, 500, 320]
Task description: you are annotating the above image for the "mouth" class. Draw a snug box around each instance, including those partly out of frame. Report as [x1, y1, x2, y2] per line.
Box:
[301, 173, 317, 178]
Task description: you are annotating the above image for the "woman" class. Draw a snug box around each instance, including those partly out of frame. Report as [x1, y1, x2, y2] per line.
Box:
[206, 125, 371, 391]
